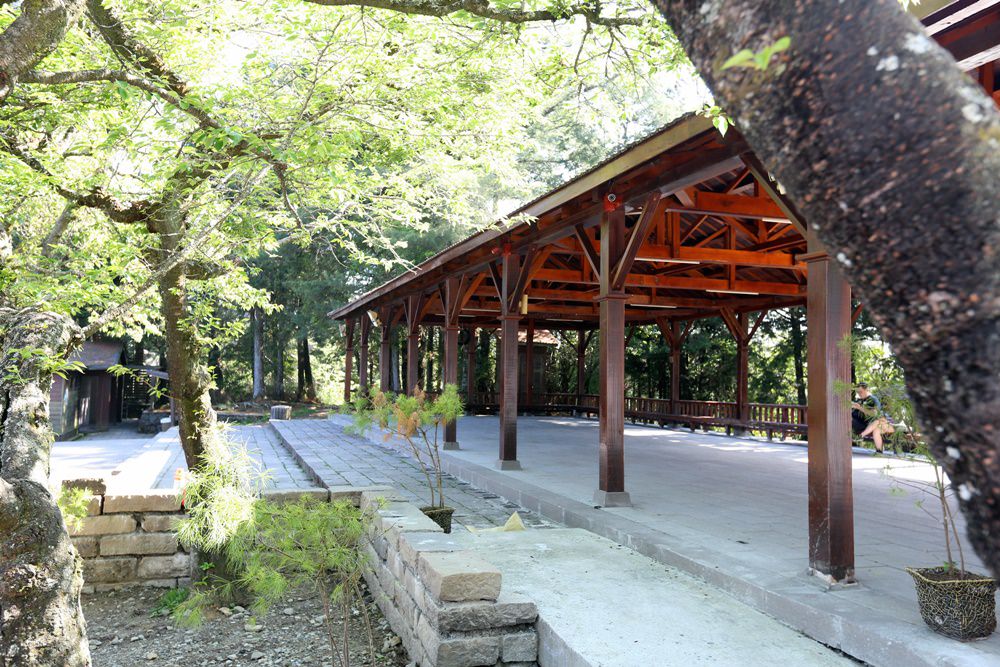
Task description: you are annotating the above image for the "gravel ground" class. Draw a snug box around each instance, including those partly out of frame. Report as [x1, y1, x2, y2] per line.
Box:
[83, 584, 410, 667]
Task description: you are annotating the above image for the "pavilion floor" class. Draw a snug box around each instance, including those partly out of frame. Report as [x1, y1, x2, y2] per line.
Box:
[344, 413, 999, 667]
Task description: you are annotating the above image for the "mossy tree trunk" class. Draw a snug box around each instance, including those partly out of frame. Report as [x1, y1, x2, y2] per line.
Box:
[0, 308, 90, 666]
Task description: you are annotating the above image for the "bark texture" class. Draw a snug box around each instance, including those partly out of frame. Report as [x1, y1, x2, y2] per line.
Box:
[652, 0, 1000, 573]
[155, 211, 217, 467]
[251, 307, 264, 400]
[0, 0, 84, 100]
[0, 308, 90, 666]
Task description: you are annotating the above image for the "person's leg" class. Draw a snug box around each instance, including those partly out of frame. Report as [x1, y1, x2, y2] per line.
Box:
[861, 420, 883, 452]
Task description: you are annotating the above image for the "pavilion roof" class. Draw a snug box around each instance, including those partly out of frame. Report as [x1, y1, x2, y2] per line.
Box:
[329, 113, 809, 331]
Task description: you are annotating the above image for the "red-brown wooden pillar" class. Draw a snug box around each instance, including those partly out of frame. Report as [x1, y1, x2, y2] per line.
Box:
[359, 315, 371, 396]
[670, 322, 682, 413]
[379, 312, 392, 393]
[498, 252, 522, 470]
[805, 246, 855, 583]
[576, 329, 587, 399]
[465, 326, 477, 402]
[344, 319, 355, 405]
[525, 319, 535, 409]
[406, 332, 420, 394]
[443, 277, 461, 449]
[596, 197, 631, 507]
[736, 313, 749, 429]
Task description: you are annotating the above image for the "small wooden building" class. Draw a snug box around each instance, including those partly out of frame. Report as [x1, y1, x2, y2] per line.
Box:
[50, 341, 126, 438]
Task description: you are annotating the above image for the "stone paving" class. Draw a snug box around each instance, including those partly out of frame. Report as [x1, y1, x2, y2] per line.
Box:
[269, 419, 551, 531]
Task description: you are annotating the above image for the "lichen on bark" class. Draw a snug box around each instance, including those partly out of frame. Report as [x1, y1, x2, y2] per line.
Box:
[0, 307, 90, 666]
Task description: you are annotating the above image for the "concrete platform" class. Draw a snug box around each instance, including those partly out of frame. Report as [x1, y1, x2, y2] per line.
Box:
[330, 413, 1000, 667]
[454, 528, 853, 667]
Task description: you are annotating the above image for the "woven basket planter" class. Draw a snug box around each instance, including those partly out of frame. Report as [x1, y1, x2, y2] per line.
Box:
[907, 567, 997, 640]
[420, 506, 455, 534]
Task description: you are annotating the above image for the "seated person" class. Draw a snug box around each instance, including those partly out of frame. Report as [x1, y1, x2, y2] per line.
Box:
[851, 382, 894, 453]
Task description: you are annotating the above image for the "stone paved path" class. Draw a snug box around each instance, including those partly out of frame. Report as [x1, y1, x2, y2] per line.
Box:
[269, 419, 551, 531]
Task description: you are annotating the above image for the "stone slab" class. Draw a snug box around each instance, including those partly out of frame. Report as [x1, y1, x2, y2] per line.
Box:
[260, 488, 330, 504]
[104, 491, 182, 513]
[137, 553, 192, 579]
[84, 557, 138, 584]
[69, 514, 136, 537]
[140, 514, 182, 532]
[100, 532, 178, 556]
[418, 551, 501, 603]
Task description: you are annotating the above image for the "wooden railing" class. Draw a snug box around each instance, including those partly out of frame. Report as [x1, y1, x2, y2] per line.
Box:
[463, 391, 807, 440]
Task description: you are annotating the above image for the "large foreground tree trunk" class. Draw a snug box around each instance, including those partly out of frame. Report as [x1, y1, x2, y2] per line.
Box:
[0, 308, 90, 666]
[652, 0, 1000, 573]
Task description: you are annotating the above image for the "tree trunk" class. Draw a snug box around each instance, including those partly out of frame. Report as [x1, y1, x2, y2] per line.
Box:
[251, 307, 264, 401]
[273, 337, 285, 400]
[652, 0, 1000, 574]
[296, 336, 316, 403]
[302, 337, 316, 402]
[0, 308, 90, 666]
[156, 228, 217, 468]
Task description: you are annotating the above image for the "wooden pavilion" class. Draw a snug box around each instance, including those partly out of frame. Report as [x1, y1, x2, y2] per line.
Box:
[330, 1, 1000, 585]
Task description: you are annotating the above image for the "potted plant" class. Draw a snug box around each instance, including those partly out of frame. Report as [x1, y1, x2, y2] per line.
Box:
[893, 444, 997, 640]
[352, 384, 463, 533]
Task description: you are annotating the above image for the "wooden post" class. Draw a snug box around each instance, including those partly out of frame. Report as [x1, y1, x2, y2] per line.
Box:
[525, 319, 535, 409]
[596, 198, 631, 507]
[344, 320, 355, 405]
[735, 313, 750, 434]
[407, 332, 420, 394]
[576, 329, 587, 399]
[379, 317, 392, 393]
[498, 253, 522, 470]
[805, 245, 855, 583]
[465, 326, 477, 402]
[359, 315, 371, 396]
[442, 277, 461, 449]
[671, 322, 682, 413]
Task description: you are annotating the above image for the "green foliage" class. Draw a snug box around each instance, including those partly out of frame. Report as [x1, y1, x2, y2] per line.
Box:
[151, 587, 190, 618]
[176, 426, 267, 556]
[2, 347, 84, 386]
[722, 36, 791, 72]
[57, 487, 92, 532]
[351, 385, 463, 508]
[177, 496, 380, 667]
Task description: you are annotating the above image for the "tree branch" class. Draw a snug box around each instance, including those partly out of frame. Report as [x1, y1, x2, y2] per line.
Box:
[300, 0, 644, 26]
[0, 0, 85, 100]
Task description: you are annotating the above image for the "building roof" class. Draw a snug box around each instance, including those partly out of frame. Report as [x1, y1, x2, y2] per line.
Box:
[69, 341, 124, 371]
[517, 330, 559, 346]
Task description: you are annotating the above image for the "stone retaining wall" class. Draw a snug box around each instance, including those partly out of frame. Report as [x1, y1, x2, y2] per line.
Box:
[68, 489, 193, 592]
[361, 491, 539, 667]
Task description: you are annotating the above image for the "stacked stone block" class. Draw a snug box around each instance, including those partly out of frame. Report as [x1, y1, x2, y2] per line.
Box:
[361, 491, 538, 667]
[68, 489, 193, 591]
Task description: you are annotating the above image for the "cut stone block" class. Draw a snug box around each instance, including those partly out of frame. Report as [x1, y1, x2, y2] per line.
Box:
[426, 592, 538, 632]
[84, 557, 137, 583]
[100, 532, 178, 556]
[435, 634, 501, 667]
[72, 536, 99, 558]
[260, 488, 330, 504]
[140, 514, 182, 532]
[501, 630, 538, 662]
[418, 551, 501, 603]
[137, 553, 192, 579]
[397, 531, 466, 565]
[69, 514, 136, 537]
[104, 491, 182, 513]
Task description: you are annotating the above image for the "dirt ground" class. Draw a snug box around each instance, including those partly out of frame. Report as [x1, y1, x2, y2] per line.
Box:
[83, 584, 410, 667]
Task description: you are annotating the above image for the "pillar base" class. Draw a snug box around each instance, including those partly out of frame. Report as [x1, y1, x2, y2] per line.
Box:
[593, 490, 632, 507]
[443, 441, 460, 451]
[495, 459, 522, 471]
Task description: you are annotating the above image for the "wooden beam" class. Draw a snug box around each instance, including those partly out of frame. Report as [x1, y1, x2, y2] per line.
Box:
[613, 192, 664, 290]
[574, 225, 600, 276]
[532, 268, 804, 296]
